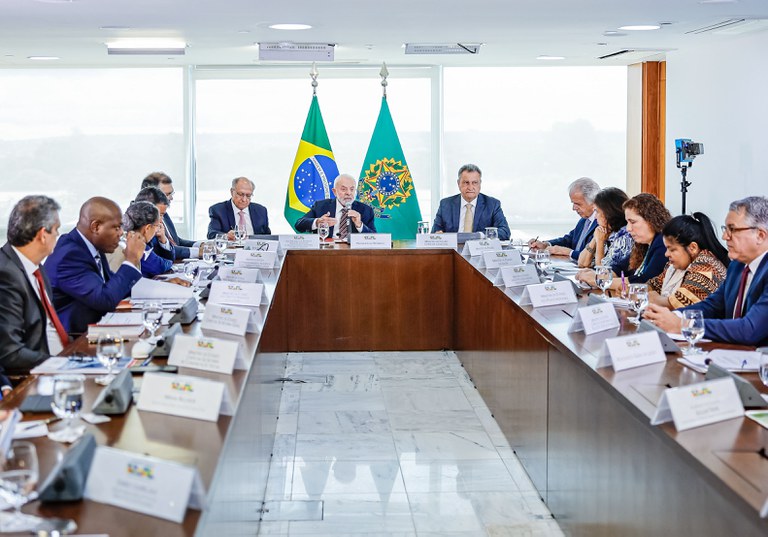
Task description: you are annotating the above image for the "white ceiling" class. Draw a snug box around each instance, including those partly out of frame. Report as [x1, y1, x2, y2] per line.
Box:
[1, 0, 767, 68]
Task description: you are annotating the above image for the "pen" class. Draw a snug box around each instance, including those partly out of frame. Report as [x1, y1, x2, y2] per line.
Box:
[621, 271, 626, 297]
[741, 359, 748, 370]
[141, 357, 153, 366]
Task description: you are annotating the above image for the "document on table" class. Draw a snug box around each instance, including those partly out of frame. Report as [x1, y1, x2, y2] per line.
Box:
[678, 349, 762, 374]
[97, 311, 174, 326]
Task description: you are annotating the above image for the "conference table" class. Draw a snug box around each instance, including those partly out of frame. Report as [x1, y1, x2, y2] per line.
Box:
[2, 242, 768, 536]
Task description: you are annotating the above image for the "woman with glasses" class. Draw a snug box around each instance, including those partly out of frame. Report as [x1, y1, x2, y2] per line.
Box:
[577, 187, 633, 270]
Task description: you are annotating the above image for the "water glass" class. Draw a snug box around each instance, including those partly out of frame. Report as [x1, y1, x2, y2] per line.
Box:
[318, 221, 330, 246]
[142, 301, 163, 340]
[201, 242, 216, 264]
[680, 310, 705, 355]
[214, 233, 228, 254]
[183, 260, 197, 280]
[48, 374, 86, 443]
[534, 249, 551, 278]
[417, 221, 430, 234]
[0, 441, 42, 532]
[594, 265, 613, 293]
[234, 224, 247, 245]
[485, 227, 499, 241]
[95, 333, 124, 385]
[627, 283, 648, 325]
[759, 352, 768, 388]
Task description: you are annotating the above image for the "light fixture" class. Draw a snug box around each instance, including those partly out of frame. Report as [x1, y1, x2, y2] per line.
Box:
[603, 31, 627, 37]
[28, 56, 60, 61]
[404, 43, 481, 55]
[100, 26, 131, 30]
[618, 24, 661, 31]
[269, 23, 312, 30]
[258, 42, 334, 61]
[536, 55, 565, 61]
[106, 38, 187, 55]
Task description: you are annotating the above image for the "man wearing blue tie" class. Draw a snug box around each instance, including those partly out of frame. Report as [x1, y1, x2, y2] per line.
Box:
[645, 196, 768, 346]
[431, 164, 511, 240]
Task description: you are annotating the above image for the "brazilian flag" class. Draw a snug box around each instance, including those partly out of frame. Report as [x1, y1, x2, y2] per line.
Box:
[284, 95, 339, 231]
[357, 97, 422, 240]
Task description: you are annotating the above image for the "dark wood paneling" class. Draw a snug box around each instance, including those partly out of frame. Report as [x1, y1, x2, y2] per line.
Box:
[642, 60, 666, 201]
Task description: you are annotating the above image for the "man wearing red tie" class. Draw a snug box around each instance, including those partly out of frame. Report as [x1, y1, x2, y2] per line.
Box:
[645, 196, 768, 346]
[0, 196, 68, 390]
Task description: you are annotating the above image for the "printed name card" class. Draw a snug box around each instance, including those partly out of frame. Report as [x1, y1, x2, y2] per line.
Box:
[651, 377, 744, 431]
[519, 280, 577, 307]
[596, 330, 666, 371]
[494, 264, 540, 287]
[137, 372, 234, 422]
[84, 446, 205, 523]
[218, 266, 262, 283]
[168, 334, 246, 374]
[234, 249, 278, 270]
[415, 233, 458, 249]
[201, 303, 251, 336]
[461, 238, 502, 257]
[350, 233, 392, 249]
[481, 249, 523, 271]
[567, 303, 620, 335]
[244, 239, 279, 252]
[208, 280, 268, 307]
[279, 234, 320, 250]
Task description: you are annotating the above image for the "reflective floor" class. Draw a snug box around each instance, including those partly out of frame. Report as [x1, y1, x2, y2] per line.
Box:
[233, 351, 563, 536]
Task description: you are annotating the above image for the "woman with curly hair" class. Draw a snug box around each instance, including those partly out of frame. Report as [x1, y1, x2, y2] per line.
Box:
[647, 212, 729, 308]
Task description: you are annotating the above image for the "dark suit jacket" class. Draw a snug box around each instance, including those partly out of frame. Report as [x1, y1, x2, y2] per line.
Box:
[294, 199, 376, 235]
[207, 200, 270, 239]
[0, 243, 52, 375]
[44, 229, 142, 335]
[164, 213, 195, 260]
[682, 254, 768, 346]
[613, 233, 667, 284]
[431, 193, 510, 240]
[548, 217, 599, 261]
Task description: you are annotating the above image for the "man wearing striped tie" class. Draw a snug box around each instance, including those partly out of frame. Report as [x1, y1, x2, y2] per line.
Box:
[645, 196, 768, 346]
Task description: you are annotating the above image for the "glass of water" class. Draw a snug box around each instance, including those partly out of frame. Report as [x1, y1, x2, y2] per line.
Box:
[0, 441, 42, 532]
[234, 224, 247, 246]
[485, 227, 498, 241]
[201, 242, 216, 264]
[759, 351, 768, 388]
[95, 333, 124, 385]
[594, 265, 613, 293]
[48, 374, 86, 443]
[417, 221, 430, 234]
[142, 301, 163, 341]
[627, 283, 649, 325]
[318, 221, 330, 247]
[534, 249, 551, 279]
[214, 233, 228, 254]
[681, 310, 706, 355]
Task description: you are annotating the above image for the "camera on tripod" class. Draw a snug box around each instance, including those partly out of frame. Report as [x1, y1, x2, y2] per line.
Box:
[675, 139, 704, 167]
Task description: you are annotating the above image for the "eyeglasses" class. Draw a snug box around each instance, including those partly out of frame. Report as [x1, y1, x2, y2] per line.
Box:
[231, 191, 253, 199]
[721, 225, 757, 238]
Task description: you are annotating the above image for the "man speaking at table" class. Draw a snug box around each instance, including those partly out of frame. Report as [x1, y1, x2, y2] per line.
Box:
[431, 164, 511, 240]
[295, 174, 376, 240]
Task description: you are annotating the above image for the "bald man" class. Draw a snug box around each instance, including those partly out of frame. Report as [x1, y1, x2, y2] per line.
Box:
[44, 197, 145, 335]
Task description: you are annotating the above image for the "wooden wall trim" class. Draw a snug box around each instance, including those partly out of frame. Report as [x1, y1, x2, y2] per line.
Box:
[641, 61, 666, 201]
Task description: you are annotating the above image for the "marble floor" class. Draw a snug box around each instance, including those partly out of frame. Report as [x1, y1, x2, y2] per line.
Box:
[258, 351, 564, 537]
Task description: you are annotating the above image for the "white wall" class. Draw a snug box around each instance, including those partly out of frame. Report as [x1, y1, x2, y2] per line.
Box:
[665, 31, 768, 227]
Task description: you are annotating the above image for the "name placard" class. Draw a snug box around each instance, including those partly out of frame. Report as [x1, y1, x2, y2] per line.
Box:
[201, 303, 251, 336]
[350, 233, 392, 249]
[218, 266, 262, 284]
[137, 372, 233, 421]
[243, 239, 279, 252]
[234, 249, 278, 270]
[461, 238, 502, 257]
[568, 303, 620, 335]
[415, 233, 458, 249]
[596, 330, 666, 371]
[279, 234, 320, 250]
[208, 281, 267, 307]
[519, 280, 577, 307]
[481, 249, 523, 271]
[494, 264, 540, 287]
[168, 334, 246, 374]
[84, 446, 205, 523]
[651, 377, 744, 431]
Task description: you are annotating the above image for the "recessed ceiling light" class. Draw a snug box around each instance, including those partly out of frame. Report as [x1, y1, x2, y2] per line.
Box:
[237, 29, 251, 34]
[100, 25, 131, 30]
[603, 31, 627, 37]
[537, 55, 565, 60]
[106, 38, 187, 55]
[28, 56, 60, 60]
[618, 24, 661, 31]
[269, 23, 312, 31]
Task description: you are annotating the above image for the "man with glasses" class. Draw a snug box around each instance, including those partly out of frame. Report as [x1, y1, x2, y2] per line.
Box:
[207, 177, 271, 240]
[141, 172, 200, 260]
[645, 196, 768, 346]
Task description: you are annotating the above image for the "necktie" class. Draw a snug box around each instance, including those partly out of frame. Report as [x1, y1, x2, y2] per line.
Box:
[94, 254, 104, 281]
[463, 204, 474, 233]
[33, 268, 69, 347]
[733, 265, 751, 319]
[338, 206, 350, 241]
[575, 219, 591, 251]
[238, 210, 246, 231]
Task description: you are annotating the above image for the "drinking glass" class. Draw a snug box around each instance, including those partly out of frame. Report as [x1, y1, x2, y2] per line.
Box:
[48, 374, 86, 443]
[594, 265, 614, 293]
[0, 441, 42, 532]
[95, 333, 124, 385]
[534, 249, 551, 279]
[142, 301, 163, 341]
[759, 352, 768, 388]
[183, 260, 197, 280]
[201, 242, 216, 264]
[627, 283, 649, 325]
[681, 310, 706, 355]
[485, 227, 499, 241]
[234, 224, 247, 246]
[318, 221, 330, 247]
[417, 221, 430, 234]
[214, 233, 228, 254]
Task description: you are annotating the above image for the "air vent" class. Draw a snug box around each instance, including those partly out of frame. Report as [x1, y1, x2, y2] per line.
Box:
[686, 18, 746, 34]
[598, 49, 668, 62]
[404, 43, 481, 55]
[258, 42, 335, 61]
[598, 49, 634, 59]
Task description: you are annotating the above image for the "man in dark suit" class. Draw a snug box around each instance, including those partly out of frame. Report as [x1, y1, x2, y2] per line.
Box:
[207, 177, 270, 239]
[0, 196, 66, 387]
[645, 196, 768, 346]
[45, 197, 145, 335]
[529, 177, 600, 261]
[431, 164, 511, 240]
[295, 174, 376, 238]
[141, 172, 200, 260]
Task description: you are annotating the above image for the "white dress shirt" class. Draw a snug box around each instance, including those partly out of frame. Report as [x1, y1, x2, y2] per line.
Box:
[231, 201, 254, 236]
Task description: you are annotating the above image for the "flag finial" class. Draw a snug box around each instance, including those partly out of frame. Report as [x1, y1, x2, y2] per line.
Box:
[380, 62, 389, 97]
[310, 62, 319, 95]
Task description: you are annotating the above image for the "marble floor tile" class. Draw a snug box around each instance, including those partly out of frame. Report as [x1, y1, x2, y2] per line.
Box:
[265, 462, 294, 501]
[387, 410, 486, 433]
[378, 375, 459, 390]
[299, 390, 386, 412]
[271, 433, 297, 464]
[291, 460, 406, 499]
[375, 358, 454, 379]
[407, 491, 487, 533]
[395, 430, 499, 461]
[284, 493, 416, 534]
[297, 410, 391, 434]
[300, 373, 381, 393]
[399, 459, 519, 494]
[382, 386, 473, 413]
[295, 433, 398, 461]
[276, 412, 298, 435]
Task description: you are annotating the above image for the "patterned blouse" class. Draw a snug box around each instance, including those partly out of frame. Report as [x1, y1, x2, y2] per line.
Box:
[601, 227, 633, 271]
[647, 249, 727, 308]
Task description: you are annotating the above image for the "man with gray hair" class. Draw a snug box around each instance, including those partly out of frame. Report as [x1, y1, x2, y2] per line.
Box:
[207, 176, 271, 239]
[0, 196, 66, 386]
[645, 195, 768, 346]
[529, 177, 600, 261]
[295, 174, 376, 239]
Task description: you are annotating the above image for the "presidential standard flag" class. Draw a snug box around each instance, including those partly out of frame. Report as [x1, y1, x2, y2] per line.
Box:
[357, 97, 422, 240]
[284, 95, 340, 231]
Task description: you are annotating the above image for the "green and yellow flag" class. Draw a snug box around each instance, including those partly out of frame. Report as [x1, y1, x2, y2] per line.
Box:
[284, 95, 339, 231]
[357, 97, 422, 240]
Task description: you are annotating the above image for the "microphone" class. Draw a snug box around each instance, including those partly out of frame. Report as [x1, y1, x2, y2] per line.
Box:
[345, 200, 353, 236]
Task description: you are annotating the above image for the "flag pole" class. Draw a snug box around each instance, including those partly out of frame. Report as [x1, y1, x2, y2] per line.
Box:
[380, 62, 388, 99]
[310, 61, 319, 95]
